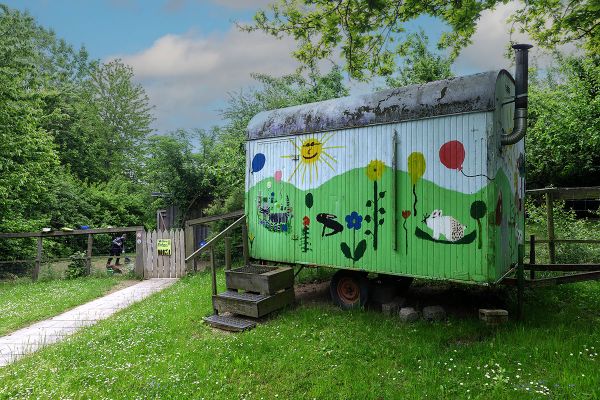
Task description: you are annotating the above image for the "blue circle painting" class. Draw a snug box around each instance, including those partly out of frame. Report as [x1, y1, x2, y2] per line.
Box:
[251, 153, 266, 173]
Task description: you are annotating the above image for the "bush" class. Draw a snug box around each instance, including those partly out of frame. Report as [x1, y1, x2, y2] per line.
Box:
[65, 251, 88, 279]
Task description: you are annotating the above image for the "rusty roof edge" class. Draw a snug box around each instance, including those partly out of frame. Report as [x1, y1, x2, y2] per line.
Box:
[247, 70, 512, 139]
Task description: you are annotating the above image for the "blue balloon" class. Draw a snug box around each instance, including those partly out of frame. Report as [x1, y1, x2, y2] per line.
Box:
[251, 153, 266, 173]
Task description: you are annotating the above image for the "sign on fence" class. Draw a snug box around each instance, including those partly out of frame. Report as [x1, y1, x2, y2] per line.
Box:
[157, 239, 172, 256]
[143, 229, 185, 278]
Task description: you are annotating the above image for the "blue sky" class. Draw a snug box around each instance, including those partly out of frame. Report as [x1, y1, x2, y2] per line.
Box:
[4, 0, 528, 134]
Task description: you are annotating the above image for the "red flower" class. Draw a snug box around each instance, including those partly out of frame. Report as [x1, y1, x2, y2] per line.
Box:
[303, 216, 310, 226]
[402, 210, 411, 219]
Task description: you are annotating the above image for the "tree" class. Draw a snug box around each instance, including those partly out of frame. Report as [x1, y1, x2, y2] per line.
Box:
[385, 30, 453, 87]
[526, 53, 600, 188]
[244, 0, 600, 80]
[0, 5, 61, 234]
[84, 59, 155, 180]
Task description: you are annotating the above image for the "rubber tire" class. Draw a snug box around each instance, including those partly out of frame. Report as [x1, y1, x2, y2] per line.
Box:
[330, 270, 369, 310]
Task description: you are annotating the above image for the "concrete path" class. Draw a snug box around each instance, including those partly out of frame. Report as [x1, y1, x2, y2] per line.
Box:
[0, 278, 177, 367]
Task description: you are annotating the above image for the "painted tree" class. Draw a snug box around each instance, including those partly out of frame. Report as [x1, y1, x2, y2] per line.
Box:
[470, 200, 487, 249]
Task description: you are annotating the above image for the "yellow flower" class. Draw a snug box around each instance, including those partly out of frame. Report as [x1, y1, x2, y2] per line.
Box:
[366, 160, 385, 181]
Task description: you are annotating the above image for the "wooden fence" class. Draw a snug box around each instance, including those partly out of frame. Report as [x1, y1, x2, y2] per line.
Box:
[0, 227, 145, 280]
[526, 186, 600, 264]
[143, 229, 186, 278]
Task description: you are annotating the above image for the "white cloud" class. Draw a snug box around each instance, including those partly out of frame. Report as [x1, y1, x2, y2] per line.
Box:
[454, 2, 529, 73]
[454, 2, 578, 74]
[111, 27, 298, 133]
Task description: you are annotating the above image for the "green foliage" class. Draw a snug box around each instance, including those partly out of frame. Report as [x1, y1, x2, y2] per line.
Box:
[508, 0, 600, 56]
[65, 251, 88, 279]
[246, 0, 599, 80]
[385, 30, 453, 87]
[527, 54, 600, 188]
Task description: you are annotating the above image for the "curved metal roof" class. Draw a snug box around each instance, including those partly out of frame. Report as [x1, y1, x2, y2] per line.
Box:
[247, 70, 513, 140]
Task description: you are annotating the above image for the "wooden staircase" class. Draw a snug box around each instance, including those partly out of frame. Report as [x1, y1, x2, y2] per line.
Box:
[184, 214, 295, 332]
[204, 264, 295, 332]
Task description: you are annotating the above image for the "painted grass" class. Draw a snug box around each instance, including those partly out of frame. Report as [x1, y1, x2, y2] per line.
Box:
[0, 276, 125, 336]
[0, 272, 598, 399]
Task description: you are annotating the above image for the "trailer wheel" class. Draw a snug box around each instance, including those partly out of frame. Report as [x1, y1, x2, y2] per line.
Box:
[330, 270, 369, 309]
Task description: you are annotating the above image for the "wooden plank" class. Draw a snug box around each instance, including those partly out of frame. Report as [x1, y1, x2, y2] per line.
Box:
[185, 215, 245, 262]
[157, 230, 165, 278]
[179, 229, 185, 277]
[529, 235, 535, 280]
[212, 288, 295, 318]
[169, 230, 175, 278]
[526, 186, 600, 200]
[151, 230, 158, 278]
[225, 266, 294, 295]
[224, 236, 232, 271]
[33, 237, 42, 281]
[546, 192, 556, 264]
[184, 224, 194, 273]
[135, 230, 145, 278]
[185, 209, 244, 227]
[0, 226, 144, 239]
[145, 230, 153, 278]
[0, 260, 36, 265]
[86, 234, 93, 275]
[524, 263, 600, 272]
[528, 271, 600, 287]
[526, 239, 600, 244]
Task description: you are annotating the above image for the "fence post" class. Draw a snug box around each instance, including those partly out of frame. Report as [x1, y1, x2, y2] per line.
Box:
[224, 236, 232, 270]
[241, 221, 249, 266]
[33, 237, 42, 281]
[210, 245, 218, 314]
[184, 223, 195, 273]
[86, 234, 93, 275]
[529, 234, 536, 280]
[546, 191, 556, 264]
[135, 229, 145, 278]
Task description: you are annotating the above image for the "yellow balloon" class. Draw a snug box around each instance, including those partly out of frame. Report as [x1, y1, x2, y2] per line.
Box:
[408, 152, 426, 185]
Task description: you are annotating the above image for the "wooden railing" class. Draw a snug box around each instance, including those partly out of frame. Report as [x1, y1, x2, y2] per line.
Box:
[0, 226, 145, 280]
[184, 214, 248, 313]
[526, 186, 600, 264]
[184, 209, 244, 272]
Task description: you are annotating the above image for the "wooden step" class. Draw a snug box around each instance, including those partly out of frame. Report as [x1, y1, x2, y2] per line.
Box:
[226, 265, 294, 295]
[212, 288, 295, 318]
[203, 314, 256, 332]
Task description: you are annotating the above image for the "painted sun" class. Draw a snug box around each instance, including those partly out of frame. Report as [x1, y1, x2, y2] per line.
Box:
[282, 132, 344, 183]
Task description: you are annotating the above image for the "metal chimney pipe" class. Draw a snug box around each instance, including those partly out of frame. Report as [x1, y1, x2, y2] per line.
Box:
[501, 43, 533, 146]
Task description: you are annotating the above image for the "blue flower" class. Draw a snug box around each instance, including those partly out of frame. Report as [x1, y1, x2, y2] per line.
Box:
[345, 211, 363, 230]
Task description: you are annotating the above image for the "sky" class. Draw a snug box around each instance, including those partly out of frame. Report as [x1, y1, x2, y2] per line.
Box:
[5, 0, 538, 134]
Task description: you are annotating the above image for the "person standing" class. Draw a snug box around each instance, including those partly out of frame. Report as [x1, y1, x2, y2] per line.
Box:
[106, 234, 126, 273]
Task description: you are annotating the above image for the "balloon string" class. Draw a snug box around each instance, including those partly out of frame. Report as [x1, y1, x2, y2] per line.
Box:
[460, 169, 494, 181]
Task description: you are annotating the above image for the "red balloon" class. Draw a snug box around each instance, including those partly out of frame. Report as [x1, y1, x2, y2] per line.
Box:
[439, 140, 465, 171]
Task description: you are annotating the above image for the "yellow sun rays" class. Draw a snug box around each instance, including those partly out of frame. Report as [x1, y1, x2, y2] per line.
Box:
[281, 132, 344, 184]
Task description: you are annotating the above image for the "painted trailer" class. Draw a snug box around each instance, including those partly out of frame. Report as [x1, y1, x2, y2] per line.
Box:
[244, 45, 532, 308]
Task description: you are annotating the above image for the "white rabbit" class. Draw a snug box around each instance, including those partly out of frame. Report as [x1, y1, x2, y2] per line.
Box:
[425, 209, 466, 242]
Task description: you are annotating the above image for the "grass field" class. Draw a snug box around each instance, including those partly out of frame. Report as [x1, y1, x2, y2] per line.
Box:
[0, 276, 129, 336]
[0, 271, 598, 399]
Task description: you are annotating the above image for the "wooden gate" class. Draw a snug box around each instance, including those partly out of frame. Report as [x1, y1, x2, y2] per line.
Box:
[143, 229, 186, 278]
